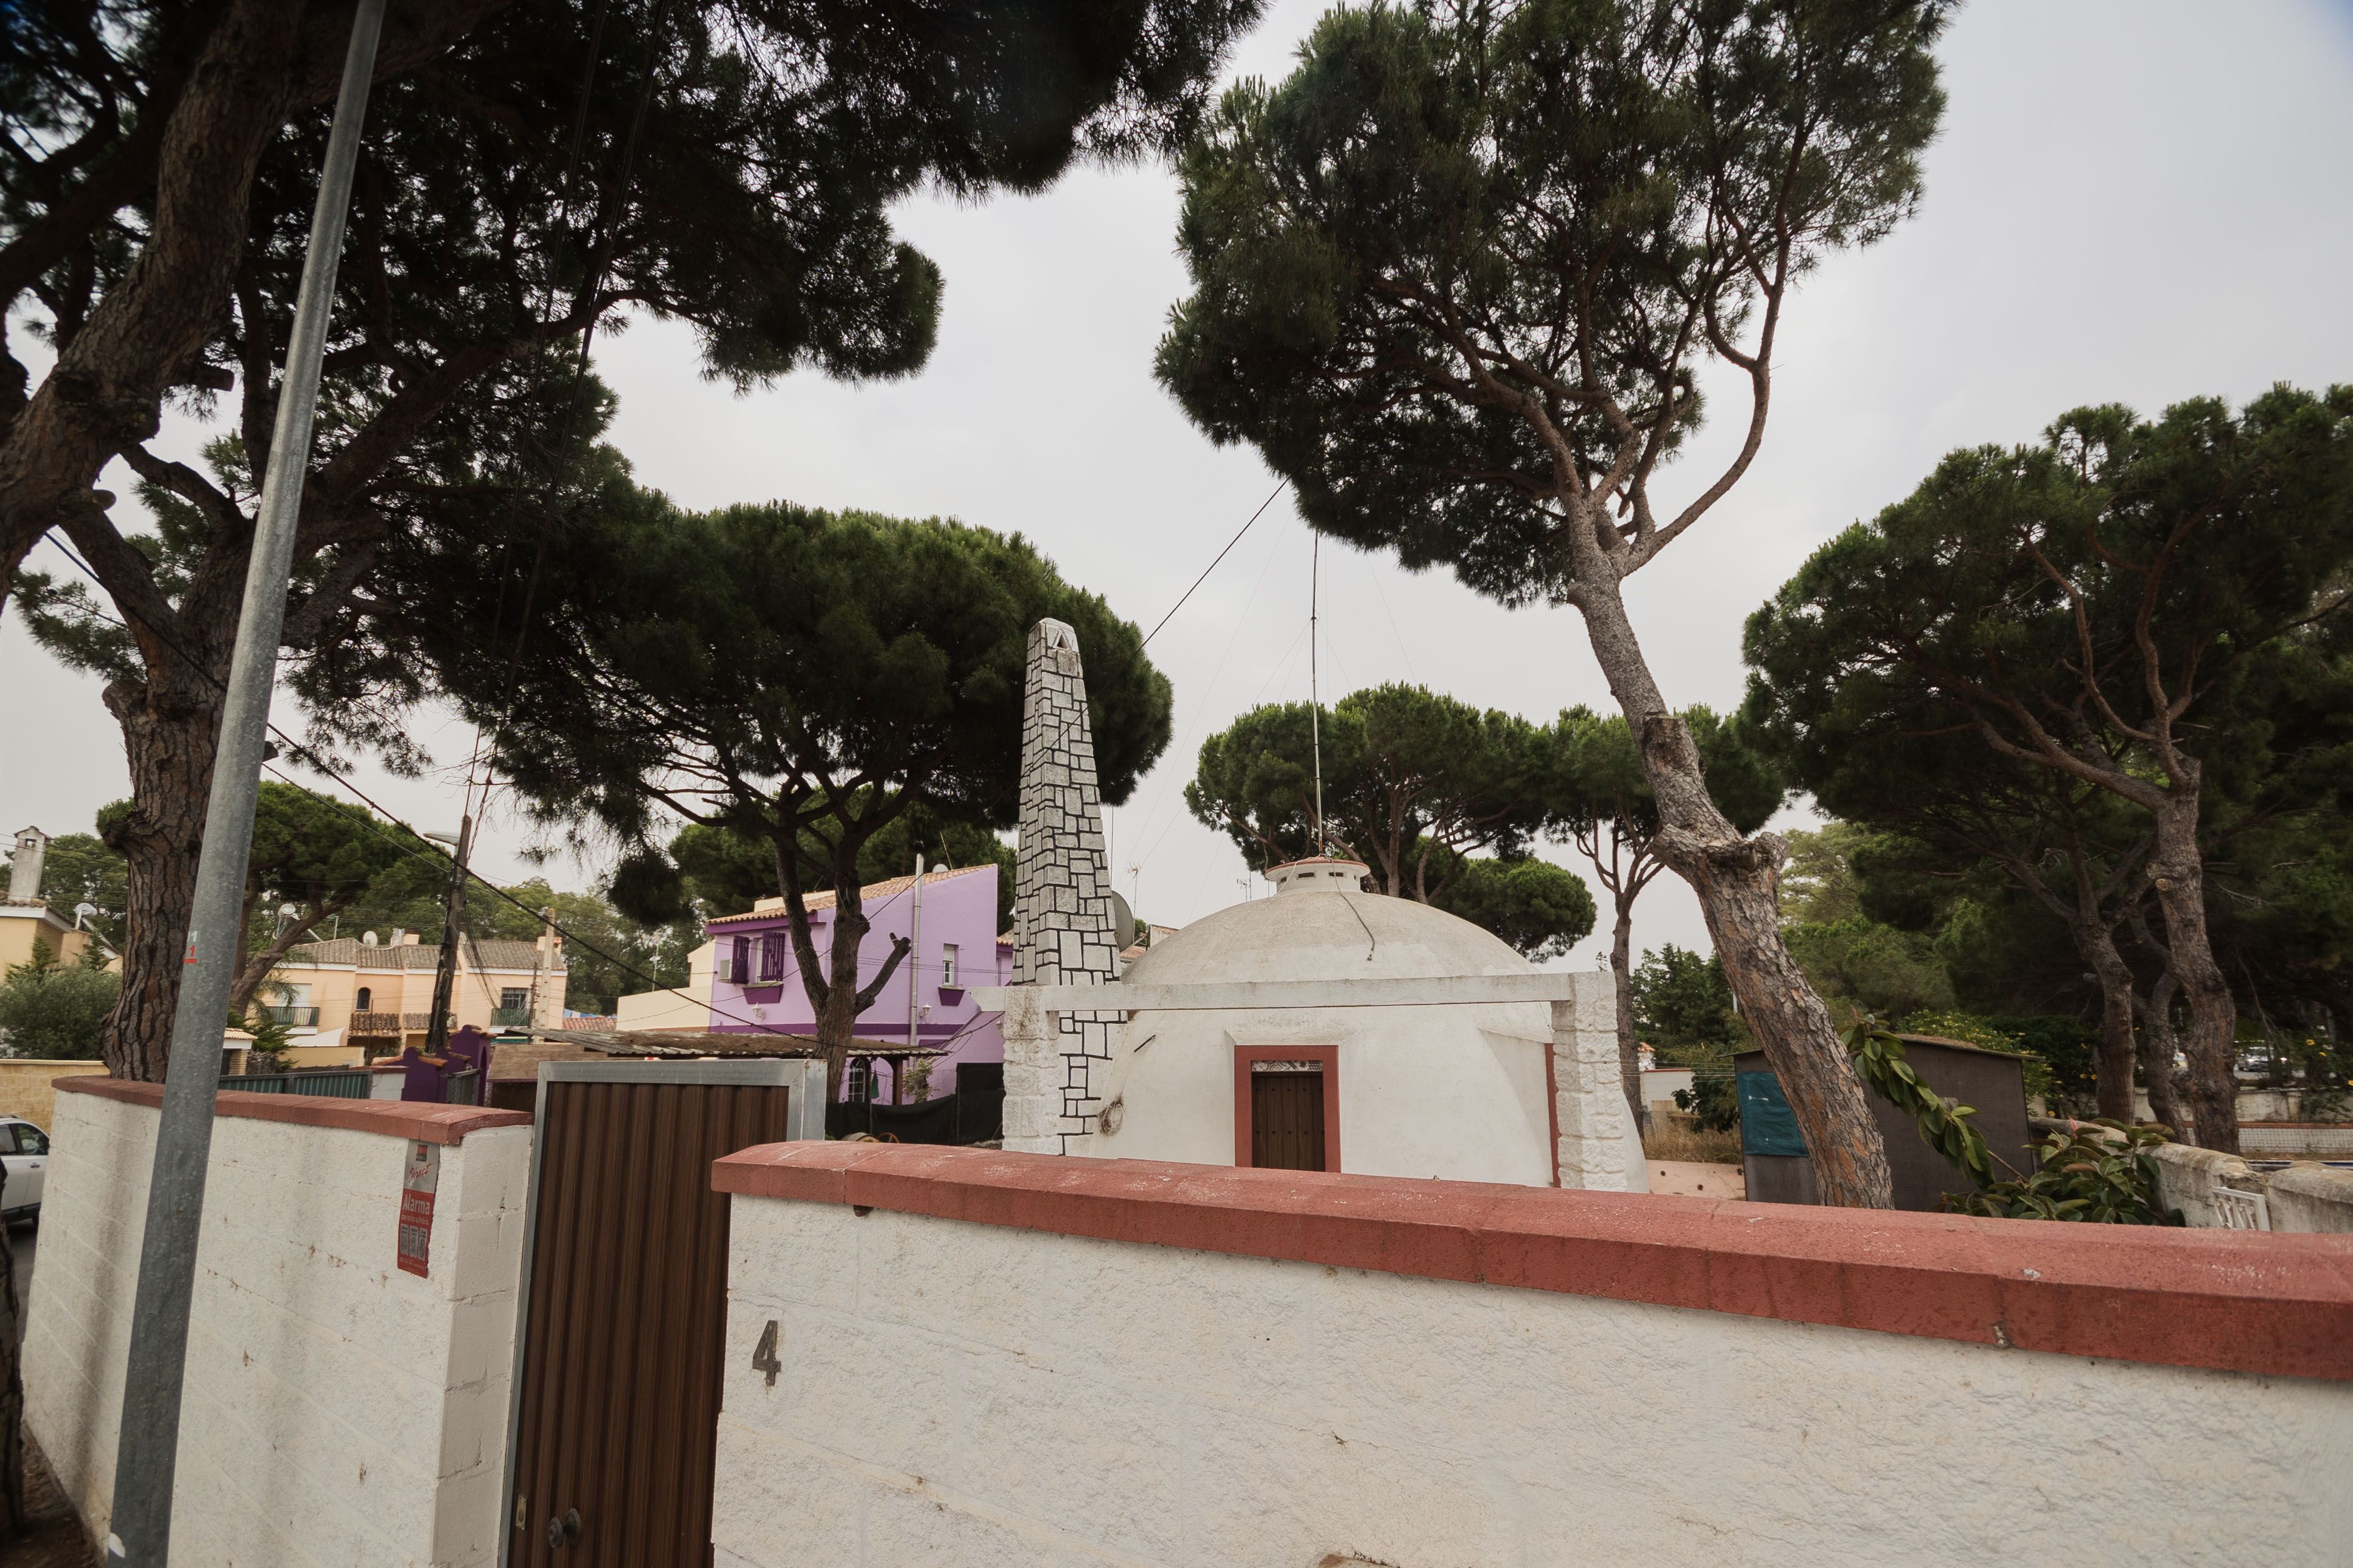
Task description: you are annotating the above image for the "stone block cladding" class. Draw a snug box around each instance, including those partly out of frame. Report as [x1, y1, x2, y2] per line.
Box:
[1007, 619, 1121, 1154]
[23, 1079, 532, 1566]
[1549, 979, 1634, 1188]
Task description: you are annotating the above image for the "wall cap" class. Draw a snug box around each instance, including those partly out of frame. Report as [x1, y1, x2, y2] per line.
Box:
[57, 1074, 529, 1145]
[712, 1142, 2353, 1382]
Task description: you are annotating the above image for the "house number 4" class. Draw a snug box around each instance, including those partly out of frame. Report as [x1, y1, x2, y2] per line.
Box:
[751, 1319, 782, 1387]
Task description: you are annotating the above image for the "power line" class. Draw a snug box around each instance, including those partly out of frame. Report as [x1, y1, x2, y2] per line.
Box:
[1139, 477, 1288, 648]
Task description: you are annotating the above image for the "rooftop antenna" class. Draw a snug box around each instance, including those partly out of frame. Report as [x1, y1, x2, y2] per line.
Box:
[1310, 532, 1325, 856]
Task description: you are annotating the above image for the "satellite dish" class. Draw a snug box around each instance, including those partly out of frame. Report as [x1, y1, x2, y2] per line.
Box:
[1109, 890, 1134, 946]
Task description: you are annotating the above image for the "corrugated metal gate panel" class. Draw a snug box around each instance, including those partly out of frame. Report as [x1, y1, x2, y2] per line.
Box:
[1251, 1070, 1325, 1170]
[510, 1078, 790, 1567]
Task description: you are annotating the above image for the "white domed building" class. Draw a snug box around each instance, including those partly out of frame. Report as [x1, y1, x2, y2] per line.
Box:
[1064, 859, 1644, 1191]
[981, 622, 1639, 1191]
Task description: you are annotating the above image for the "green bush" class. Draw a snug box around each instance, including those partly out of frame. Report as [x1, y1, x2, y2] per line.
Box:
[0, 940, 119, 1059]
[1947, 1123, 2181, 1225]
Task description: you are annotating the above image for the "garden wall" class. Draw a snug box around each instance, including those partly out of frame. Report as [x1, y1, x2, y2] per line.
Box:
[23, 1078, 532, 1565]
[708, 1144, 2353, 1568]
[2151, 1142, 2353, 1232]
[0, 1058, 105, 1132]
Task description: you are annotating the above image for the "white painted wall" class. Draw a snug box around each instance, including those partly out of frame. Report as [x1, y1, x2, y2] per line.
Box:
[23, 1091, 531, 1566]
[1085, 971, 1639, 1191]
[712, 1197, 2353, 1568]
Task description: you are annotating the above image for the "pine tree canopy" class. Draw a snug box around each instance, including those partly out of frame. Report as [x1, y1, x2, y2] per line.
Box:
[442, 497, 1171, 896]
[1153, 0, 1949, 604]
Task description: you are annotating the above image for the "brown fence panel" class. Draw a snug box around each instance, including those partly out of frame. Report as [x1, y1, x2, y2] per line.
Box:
[509, 1070, 792, 1567]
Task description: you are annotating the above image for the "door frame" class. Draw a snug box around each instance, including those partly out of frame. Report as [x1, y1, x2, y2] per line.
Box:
[1232, 1044, 1341, 1173]
[496, 1057, 823, 1567]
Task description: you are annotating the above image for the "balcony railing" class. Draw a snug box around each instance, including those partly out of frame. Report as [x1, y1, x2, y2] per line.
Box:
[402, 1013, 455, 1032]
[351, 1011, 404, 1035]
[489, 1006, 532, 1027]
[255, 1005, 320, 1027]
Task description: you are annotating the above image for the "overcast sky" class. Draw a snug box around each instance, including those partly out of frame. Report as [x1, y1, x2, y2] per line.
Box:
[6, 0, 2352, 973]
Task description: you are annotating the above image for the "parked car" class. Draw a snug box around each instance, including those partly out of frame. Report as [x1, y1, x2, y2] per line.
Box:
[2, 1117, 49, 1221]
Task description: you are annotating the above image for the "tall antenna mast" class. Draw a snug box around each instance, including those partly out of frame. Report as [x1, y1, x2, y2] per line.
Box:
[1309, 532, 1324, 855]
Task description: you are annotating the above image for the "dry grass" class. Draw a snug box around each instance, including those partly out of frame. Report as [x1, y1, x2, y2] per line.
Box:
[1642, 1121, 1743, 1165]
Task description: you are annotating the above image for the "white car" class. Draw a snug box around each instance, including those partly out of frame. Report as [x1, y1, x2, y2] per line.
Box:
[1, 1117, 48, 1222]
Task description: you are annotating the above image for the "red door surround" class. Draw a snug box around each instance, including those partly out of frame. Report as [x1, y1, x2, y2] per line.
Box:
[1233, 1044, 1341, 1173]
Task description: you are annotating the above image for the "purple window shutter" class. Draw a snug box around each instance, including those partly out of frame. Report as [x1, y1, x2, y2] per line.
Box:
[731, 934, 751, 985]
[761, 932, 786, 982]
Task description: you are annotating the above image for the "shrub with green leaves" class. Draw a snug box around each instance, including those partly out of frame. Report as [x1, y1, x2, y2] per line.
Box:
[1948, 1125, 2181, 1225]
[0, 940, 119, 1060]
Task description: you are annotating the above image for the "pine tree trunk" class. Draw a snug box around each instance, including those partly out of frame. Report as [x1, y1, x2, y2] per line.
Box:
[101, 663, 225, 1082]
[2148, 798, 2238, 1153]
[1611, 895, 1640, 1119]
[2078, 920, 2141, 1123]
[2138, 971, 2187, 1139]
[1576, 581, 1893, 1207]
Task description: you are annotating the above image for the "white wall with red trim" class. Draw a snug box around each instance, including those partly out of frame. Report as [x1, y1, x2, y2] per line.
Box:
[709, 1143, 2353, 1568]
[23, 1082, 532, 1566]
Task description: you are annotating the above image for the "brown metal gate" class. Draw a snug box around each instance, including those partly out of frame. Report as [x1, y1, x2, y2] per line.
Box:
[1250, 1070, 1326, 1170]
[504, 1061, 810, 1567]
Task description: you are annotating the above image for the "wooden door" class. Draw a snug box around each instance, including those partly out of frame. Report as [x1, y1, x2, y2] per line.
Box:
[1250, 1070, 1326, 1170]
[509, 1074, 792, 1567]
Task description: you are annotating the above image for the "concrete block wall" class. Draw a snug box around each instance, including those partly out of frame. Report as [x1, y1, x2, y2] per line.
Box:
[23, 1080, 532, 1565]
[1548, 974, 1640, 1190]
[2150, 1141, 2353, 1232]
[709, 1142, 2353, 1568]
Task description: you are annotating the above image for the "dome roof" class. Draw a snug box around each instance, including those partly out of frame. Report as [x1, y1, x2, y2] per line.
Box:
[1124, 859, 1532, 988]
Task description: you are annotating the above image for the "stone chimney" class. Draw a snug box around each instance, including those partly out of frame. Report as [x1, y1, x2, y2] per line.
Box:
[1004, 619, 1121, 1154]
[8, 827, 48, 902]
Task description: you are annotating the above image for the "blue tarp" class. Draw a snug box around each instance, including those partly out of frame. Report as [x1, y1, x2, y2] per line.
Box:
[1737, 1070, 1808, 1157]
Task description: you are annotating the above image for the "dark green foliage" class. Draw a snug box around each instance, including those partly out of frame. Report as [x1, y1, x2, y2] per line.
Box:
[1425, 847, 1597, 962]
[0, 940, 118, 1060]
[650, 814, 1018, 930]
[1187, 684, 1549, 898]
[35, 828, 128, 948]
[1155, 0, 1949, 603]
[1983, 1015, 2101, 1111]
[437, 499, 1167, 1066]
[1636, 944, 1741, 1130]
[1947, 1124, 2180, 1225]
[1633, 943, 1741, 1050]
[1185, 683, 1591, 957]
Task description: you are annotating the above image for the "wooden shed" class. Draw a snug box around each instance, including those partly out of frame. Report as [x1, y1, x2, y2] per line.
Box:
[1734, 1035, 2035, 1211]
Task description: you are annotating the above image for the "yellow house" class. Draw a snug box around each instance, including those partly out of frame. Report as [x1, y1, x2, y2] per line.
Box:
[2, 827, 100, 971]
[265, 926, 568, 1066]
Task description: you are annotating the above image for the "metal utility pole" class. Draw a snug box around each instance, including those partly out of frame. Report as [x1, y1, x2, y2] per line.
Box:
[1309, 533, 1325, 855]
[103, 4, 386, 1561]
[424, 815, 476, 1054]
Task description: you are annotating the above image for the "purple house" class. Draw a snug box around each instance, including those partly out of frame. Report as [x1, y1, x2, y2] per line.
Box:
[706, 863, 1012, 1100]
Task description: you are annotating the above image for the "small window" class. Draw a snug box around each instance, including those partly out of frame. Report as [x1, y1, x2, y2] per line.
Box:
[500, 988, 528, 1011]
[759, 932, 786, 983]
[939, 944, 959, 987]
[355, 986, 372, 1011]
[14, 1127, 46, 1157]
[845, 1060, 868, 1103]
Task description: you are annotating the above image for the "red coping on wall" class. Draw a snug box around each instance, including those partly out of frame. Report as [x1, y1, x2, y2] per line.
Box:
[712, 1141, 2353, 1382]
[58, 1075, 530, 1145]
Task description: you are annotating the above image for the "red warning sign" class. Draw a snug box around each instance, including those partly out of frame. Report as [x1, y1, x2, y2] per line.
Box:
[397, 1139, 439, 1278]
